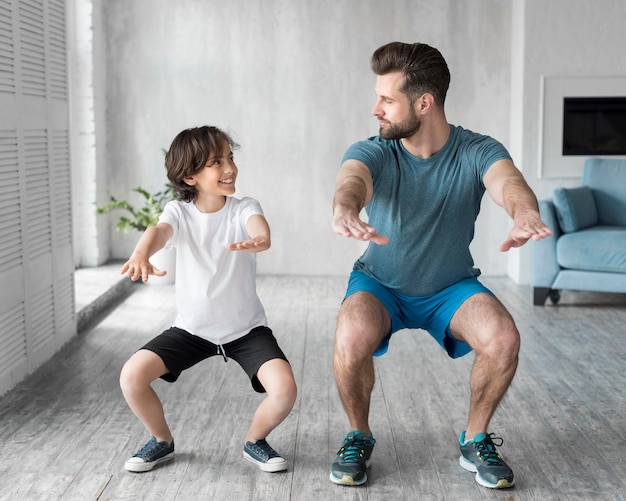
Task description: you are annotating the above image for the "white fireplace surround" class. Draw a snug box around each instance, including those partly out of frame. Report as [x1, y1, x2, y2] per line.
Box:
[539, 76, 626, 179]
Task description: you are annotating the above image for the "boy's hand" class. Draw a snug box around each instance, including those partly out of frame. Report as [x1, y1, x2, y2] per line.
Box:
[226, 236, 270, 252]
[121, 254, 167, 282]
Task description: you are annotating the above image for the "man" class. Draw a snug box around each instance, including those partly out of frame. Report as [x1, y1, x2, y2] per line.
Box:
[330, 42, 552, 489]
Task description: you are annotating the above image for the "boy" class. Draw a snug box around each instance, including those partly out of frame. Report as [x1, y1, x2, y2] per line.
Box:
[119, 125, 297, 473]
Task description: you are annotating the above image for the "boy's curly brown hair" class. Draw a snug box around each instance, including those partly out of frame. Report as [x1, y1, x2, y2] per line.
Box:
[165, 126, 239, 202]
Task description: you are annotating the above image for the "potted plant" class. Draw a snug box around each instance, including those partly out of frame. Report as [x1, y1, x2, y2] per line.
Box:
[97, 183, 177, 284]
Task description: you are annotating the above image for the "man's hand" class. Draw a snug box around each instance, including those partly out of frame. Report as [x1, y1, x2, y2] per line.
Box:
[332, 205, 389, 245]
[499, 210, 552, 251]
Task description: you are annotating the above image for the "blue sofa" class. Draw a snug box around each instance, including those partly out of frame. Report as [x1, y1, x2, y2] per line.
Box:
[531, 157, 626, 305]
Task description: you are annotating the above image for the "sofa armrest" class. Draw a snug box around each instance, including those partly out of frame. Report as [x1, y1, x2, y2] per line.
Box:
[530, 199, 562, 288]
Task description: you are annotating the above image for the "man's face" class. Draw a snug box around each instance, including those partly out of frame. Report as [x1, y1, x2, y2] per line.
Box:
[372, 71, 421, 140]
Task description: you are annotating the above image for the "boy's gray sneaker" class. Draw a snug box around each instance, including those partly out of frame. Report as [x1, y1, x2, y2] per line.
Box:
[125, 436, 174, 472]
[243, 439, 287, 472]
[330, 430, 376, 486]
[459, 431, 515, 489]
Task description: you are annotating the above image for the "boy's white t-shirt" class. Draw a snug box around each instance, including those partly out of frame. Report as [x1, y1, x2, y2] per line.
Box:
[158, 196, 267, 345]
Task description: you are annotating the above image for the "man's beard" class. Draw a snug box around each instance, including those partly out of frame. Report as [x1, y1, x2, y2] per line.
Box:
[378, 109, 421, 140]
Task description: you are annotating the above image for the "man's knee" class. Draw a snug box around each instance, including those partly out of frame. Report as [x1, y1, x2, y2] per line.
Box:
[453, 294, 520, 362]
[334, 293, 389, 364]
[476, 316, 520, 365]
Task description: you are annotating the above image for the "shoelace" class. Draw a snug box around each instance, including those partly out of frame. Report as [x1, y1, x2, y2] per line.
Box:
[338, 436, 368, 463]
[474, 433, 504, 465]
[135, 437, 167, 458]
[249, 439, 279, 459]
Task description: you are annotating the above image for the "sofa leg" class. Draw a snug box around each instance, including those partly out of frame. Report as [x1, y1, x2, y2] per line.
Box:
[533, 287, 550, 306]
[548, 289, 561, 305]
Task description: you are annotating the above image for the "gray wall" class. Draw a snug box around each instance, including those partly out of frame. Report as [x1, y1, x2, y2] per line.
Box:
[101, 0, 513, 276]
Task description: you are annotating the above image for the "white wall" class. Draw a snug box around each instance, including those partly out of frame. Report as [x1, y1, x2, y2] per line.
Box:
[100, 0, 513, 277]
[69, 0, 110, 268]
[510, 0, 626, 282]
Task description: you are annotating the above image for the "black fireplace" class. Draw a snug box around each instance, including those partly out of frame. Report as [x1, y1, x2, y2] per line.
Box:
[562, 96, 626, 155]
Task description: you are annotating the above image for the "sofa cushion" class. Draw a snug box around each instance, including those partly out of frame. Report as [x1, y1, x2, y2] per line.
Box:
[556, 226, 626, 273]
[553, 186, 598, 232]
[583, 157, 626, 226]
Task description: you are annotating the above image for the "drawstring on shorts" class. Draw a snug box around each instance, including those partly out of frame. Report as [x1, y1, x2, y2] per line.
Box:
[217, 345, 228, 363]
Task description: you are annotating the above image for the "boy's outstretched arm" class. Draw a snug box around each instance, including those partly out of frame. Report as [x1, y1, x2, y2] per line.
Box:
[227, 214, 271, 252]
[121, 222, 174, 282]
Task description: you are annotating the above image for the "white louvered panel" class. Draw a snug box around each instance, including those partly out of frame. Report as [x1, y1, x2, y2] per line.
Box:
[47, 0, 66, 100]
[23, 130, 52, 260]
[19, 0, 45, 98]
[52, 130, 71, 244]
[0, 306, 27, 370]
[0, 0, 15, 94]
[0, 0, 74, 397]
[29, 284, 55, 353]
[0, 131, 22, 274]
[55, 272, 74, 334]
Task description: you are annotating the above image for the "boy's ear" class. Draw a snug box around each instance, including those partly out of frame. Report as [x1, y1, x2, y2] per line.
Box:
[183, 176, 196, 186]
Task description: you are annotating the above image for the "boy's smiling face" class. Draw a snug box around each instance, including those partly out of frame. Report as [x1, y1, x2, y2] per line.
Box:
[184, 142, 238, 199]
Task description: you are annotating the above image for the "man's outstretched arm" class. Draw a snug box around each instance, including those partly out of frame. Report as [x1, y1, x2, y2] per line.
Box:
[332, 159, 389, 245]
[484, 159, 552, 252]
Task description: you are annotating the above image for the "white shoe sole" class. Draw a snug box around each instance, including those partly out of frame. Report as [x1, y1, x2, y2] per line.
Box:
[243, 451, 288, 472]
[125, 452, 174, 472]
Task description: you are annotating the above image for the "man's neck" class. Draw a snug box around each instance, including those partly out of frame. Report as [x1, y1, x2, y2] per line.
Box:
[401, 116, 450, 159]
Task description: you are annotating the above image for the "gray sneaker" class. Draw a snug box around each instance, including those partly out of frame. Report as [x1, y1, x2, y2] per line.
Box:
[459, 431, 515, 488]
[243, 439, 287, 472]
[125, 436, 174, 472]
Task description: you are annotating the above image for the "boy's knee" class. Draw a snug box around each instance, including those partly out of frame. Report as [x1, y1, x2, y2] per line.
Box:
[258, 360, 297, 402]
[119, 359, 139, 392]
[276, 369, 297, 403]
[119, 351, 160, 392]
[278, 378, 297, 408]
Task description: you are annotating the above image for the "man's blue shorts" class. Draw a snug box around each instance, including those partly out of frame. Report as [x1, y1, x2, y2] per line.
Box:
[344, 270, 495, 359]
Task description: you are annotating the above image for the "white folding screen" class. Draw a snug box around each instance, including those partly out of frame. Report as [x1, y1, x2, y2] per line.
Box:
[0, 0, 75, 397]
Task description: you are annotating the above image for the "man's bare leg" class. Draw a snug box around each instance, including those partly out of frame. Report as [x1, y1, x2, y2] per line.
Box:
[451, 292, 519, 488]
[333, 292, 390, 434]
[450, 293, 520, 438]
[330, 292, 390, 485]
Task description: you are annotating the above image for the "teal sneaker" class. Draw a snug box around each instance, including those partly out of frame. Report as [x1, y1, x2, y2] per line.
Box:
[459, 431, 515, 489]
[330, 430, 376, 486]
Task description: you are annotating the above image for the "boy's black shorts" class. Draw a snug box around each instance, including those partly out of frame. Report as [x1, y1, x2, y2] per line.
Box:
[141, 325, 289, 393]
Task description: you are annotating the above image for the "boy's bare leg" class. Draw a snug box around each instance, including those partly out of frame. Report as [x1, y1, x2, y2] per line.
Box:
[245, 358, 297, 442]
[120, 349, 173, 444]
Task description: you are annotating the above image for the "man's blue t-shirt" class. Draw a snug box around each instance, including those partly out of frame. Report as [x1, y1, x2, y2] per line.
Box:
[342, 124, 511, 296]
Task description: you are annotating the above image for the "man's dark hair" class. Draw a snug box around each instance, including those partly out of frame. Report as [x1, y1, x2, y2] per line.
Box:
[371, 42, 450, 107]
[165, 126, 239, 202]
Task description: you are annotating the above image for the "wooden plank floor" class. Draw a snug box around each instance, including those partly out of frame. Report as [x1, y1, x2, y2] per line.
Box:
[0, 276, 624, 500]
